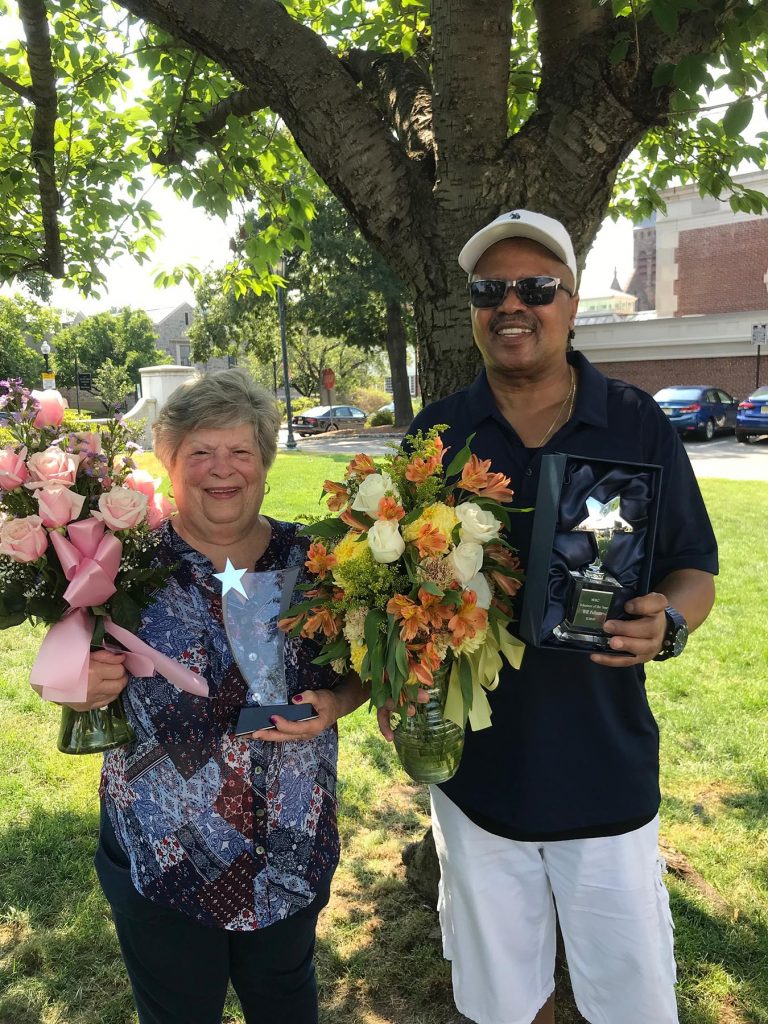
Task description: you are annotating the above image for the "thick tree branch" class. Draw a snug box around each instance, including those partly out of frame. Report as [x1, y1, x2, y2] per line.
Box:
[431, 0, 511, 166]
[115, 0, 436, 287]
[151, 84, 271, 164]
[0, 70, 35, 101]
[535, 0, 611, 74]
[18, 0, 63, 278]
[343, 49, 434, 170]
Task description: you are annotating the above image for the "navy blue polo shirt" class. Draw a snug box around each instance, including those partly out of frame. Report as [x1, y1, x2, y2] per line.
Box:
[409, 351, 718, 840]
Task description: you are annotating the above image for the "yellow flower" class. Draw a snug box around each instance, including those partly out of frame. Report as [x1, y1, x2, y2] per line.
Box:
[350, 642, 368, 675]
[333, 530, 369, 569]
[452, 626, 489, 655]
[403, 502, 458, 544]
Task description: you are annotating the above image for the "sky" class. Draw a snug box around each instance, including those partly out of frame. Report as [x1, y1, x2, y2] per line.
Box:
[44, 182, 635, 319]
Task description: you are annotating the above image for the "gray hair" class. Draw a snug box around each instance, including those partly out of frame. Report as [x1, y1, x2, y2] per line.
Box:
[152, 368, 281, 470]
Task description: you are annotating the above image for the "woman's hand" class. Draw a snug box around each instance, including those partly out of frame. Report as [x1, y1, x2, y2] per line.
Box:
[249, 690, 344, 743]
[62, 649, 128, 711]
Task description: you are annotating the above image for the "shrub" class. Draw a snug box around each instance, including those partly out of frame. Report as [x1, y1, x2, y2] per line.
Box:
[347, 387, 392, 413]
[368, 410, 395, 427]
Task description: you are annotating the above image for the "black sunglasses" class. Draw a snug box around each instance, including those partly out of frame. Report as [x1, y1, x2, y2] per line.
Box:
[468, 276, 574, 308]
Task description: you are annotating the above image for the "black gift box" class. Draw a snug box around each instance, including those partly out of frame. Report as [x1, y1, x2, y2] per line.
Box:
[518, 453, 662, 653]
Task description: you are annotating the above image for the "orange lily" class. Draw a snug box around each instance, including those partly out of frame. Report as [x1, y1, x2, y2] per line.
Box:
[413, 523, 450, 558]
[387, 593, 430, 641]
[305, 541, 337, 578]
[345, 453, 377, 480]
[407, 640, 444, 687]
[418, 588, 453, 629]
[447, 590, 488, 646]
[459, 454, 515, 503]
[340, 508, 369, 532]
[322, 479, 349, 512]
[376, 495, 405, 521]
[302, 606, 342, 639]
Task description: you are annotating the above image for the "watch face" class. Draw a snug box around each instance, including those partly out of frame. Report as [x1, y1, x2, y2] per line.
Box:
[671, 622, 688, 656]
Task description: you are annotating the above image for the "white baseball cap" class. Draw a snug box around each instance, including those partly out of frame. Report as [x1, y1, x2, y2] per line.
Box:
[458, 209, 578, 284]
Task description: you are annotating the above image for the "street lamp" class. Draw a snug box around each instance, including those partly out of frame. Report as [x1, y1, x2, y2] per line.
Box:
[40, 340, 51, 373]
[275, 258, 297, 450]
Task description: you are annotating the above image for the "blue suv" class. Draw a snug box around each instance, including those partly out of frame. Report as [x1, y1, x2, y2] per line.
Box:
[653, 386, 738, 441]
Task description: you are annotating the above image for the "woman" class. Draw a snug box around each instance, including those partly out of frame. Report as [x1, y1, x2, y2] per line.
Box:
[79, 369, 367, 1024]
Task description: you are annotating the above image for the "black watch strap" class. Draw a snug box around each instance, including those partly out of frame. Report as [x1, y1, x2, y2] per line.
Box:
[653, 606, 688, 661]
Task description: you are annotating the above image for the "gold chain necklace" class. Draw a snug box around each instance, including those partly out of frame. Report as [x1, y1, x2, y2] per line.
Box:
[535, 366, 576, 448]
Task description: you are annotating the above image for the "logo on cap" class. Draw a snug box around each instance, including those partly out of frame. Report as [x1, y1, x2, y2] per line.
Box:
[508, 212, 520, 220]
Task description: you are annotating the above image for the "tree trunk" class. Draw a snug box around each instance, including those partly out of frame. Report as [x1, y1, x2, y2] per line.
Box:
[384, 298, 413, 427]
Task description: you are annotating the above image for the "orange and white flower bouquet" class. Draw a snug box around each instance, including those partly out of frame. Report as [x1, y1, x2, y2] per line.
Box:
[280, 428, 525, 777]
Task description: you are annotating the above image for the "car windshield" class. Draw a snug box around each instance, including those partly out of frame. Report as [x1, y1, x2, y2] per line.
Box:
[654, 388, 702, 402]
[300, 407, 331, 417]
[751, 387, 768, 399]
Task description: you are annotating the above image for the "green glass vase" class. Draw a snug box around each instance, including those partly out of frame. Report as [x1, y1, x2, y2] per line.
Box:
[57, 697, 134, 755]
[392, 672, 465, 784]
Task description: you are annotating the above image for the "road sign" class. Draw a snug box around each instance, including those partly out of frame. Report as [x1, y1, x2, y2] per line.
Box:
[751, 323, 766, 346]
[77, 372, 93, 390]
[321, 367, 336, 390]
[41, 372, 56, 390]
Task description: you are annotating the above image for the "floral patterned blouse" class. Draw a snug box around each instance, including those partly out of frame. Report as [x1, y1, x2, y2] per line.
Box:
[100, 518, 340, 931]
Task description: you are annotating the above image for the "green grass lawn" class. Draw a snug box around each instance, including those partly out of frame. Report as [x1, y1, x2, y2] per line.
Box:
[0, 455, 766, 1024]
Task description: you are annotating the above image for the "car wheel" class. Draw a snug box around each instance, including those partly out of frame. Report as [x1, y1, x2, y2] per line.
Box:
[700, 418, 715, 441]
[736, 431, 750, 444]
[326, 422, 339, 431]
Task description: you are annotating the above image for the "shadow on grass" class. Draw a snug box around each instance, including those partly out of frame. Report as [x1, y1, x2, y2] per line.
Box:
[0, 807, 133, 1024]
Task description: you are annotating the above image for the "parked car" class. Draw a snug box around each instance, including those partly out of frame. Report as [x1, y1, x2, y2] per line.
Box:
[291, 405, 367, 436]
[377, 402, 395, 415]
[652, 386, 738, 441]
[736, 384, 768, 442]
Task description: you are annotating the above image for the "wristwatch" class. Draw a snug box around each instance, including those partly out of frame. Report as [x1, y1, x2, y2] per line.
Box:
[653, 606, 688, 661]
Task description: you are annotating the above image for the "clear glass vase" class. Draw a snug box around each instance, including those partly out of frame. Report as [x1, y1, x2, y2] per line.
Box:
[57, 697, 134, 755]
[392, 671, 465, 784]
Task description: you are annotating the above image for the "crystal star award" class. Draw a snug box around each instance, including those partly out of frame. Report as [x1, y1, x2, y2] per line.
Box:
[221, 567, 318, 735]
[553, 494, 634, 647]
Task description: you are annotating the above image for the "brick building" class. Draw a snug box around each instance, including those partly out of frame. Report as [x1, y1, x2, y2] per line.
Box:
[575, 170, 768, 400]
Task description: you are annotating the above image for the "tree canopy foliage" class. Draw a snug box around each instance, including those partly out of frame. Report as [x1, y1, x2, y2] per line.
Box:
[3, 0, 768, 396]
[0, 293, 59, 385]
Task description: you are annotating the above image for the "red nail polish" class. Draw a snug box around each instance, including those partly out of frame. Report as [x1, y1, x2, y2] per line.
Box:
[293, 694, 303, 703]
[269, 716, 278, 725]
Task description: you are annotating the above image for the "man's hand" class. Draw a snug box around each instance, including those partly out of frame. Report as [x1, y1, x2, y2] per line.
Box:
[63, 649, 128, 711]
[590, 591, 668, 667]
[377, 689, 430, 742]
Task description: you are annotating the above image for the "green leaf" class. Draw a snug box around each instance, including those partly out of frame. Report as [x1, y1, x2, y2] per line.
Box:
[364, 609, 387, 686]
[311, 635, 349, 665]
[651, 1, 678, 38]
[298, 517, 348, 541]
[722, 99, 754, 139]
[444, 433, 477, 479]
[609, 36, 630, 66]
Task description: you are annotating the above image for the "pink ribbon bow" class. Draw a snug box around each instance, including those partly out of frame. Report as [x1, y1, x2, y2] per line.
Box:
[31, 517, 209, 704]
[50, 518, 122, 609]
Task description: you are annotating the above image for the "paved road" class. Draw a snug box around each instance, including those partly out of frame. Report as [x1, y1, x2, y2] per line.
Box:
[279, 428, 768, 482]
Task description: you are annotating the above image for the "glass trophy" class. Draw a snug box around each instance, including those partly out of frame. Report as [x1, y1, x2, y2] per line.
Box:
[552, 494, 633, 647]
[222, 567, 318, 736]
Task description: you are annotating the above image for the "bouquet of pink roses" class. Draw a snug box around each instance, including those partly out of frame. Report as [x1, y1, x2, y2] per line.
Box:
[0, 379, 207, 753]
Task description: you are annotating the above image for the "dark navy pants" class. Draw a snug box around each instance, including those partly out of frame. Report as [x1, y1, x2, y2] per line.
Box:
[95, 809, 330, 1024]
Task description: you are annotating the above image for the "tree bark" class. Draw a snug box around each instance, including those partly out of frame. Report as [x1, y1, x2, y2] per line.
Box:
[384, 299, 414, 427]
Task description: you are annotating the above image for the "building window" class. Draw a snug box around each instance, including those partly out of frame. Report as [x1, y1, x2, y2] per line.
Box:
[178, 343, 191, 366]
[227, 355, 238, 368]
[184, 311, 189, 326]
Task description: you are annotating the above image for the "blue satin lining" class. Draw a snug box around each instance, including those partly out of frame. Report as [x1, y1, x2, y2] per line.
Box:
[542, 460, 657, 641]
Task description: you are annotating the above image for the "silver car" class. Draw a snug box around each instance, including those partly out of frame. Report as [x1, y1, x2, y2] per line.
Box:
[291, 405, 367, 436]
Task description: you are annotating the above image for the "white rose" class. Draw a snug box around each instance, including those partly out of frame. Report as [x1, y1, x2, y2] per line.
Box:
[446, 541, 484, 585]
[352, 472, 399, 517]
[367, 519, 405, 563]
[455, 502, 502, 544]
[465, 572, 492, 609]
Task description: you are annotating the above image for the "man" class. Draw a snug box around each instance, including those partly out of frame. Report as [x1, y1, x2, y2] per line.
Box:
[379, 211, 717, 1024]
